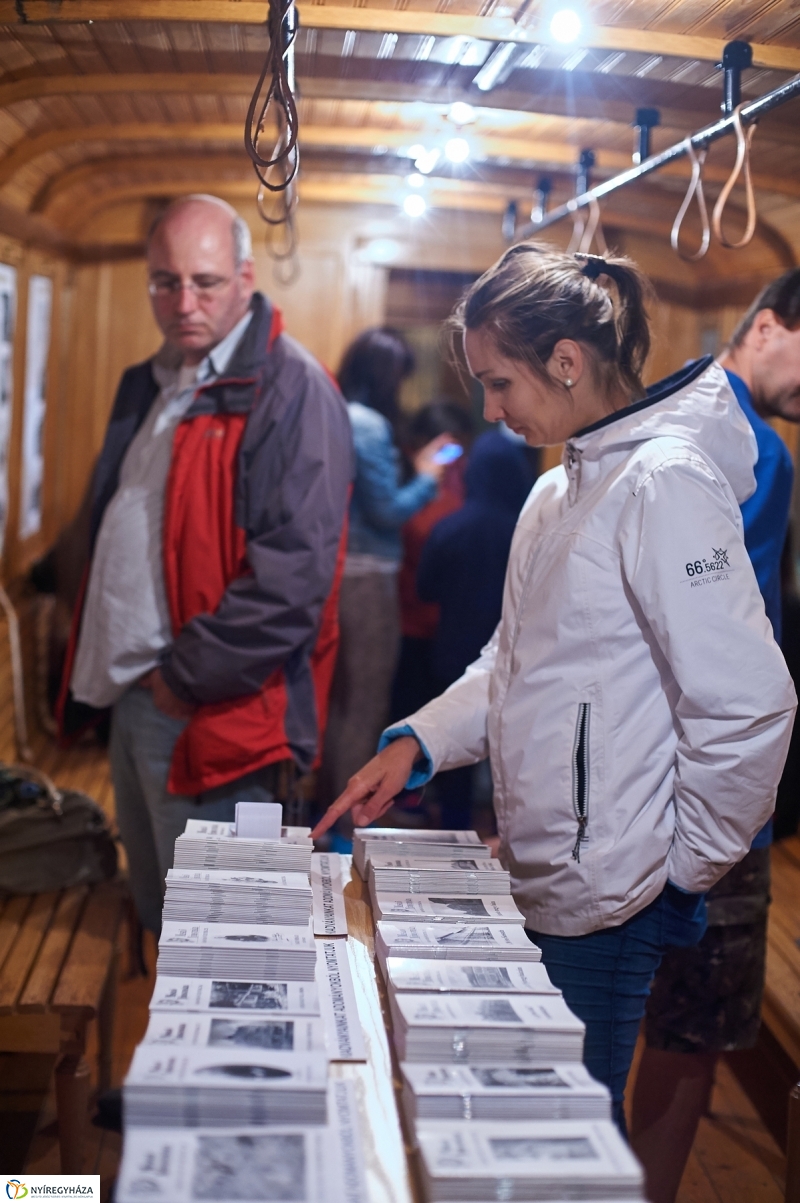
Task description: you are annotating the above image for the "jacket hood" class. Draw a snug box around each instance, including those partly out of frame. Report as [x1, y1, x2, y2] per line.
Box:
[571, 356, 758, 504]
[465, 430, 535, 514]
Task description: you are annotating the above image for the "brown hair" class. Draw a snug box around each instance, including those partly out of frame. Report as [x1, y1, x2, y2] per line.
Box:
[452, 242, 653, 400]
[729, 268, 800, 349]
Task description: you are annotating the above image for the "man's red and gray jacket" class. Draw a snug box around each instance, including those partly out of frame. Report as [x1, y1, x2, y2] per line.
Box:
[59, 292, 354, 796]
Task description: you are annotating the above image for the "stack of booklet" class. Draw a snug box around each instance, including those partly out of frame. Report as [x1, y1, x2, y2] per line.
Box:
[353, 827, 491, 877]
[117, 816, 369, 1203]
[400, 1063, 611, 1122]
[372, 894, 525, 925]
[149, 975, 320, 1016]
[368, 855, 511, 896]
[173, 819, 313, 872]
[384, 957, 560, 996]
[375, 921, 541, 972]
[389, 991, 586, 1063]
[356, 825, 644, 1202]
[415, 1119, 645, 1200]
[141, 1010, 327, 1054]
[124, 1046, 329, 1127]
[157, 921, 318, 981]
[117, 1085, 366, 1203]
[162, 867, 313, 926]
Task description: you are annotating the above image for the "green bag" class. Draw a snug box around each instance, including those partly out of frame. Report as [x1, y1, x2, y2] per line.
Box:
[0, 763, 117, 894]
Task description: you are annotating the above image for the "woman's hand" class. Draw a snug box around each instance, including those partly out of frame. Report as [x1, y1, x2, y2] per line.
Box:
[412, 434, 452, 483]
[311, 736, 422, 838]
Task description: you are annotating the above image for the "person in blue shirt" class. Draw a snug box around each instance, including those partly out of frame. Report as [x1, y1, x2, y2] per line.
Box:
[632, 269, 800, 1203]
[318, 327, 448, 839]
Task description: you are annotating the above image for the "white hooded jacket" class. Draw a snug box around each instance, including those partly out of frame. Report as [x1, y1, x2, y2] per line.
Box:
[401, 358, 797, 936]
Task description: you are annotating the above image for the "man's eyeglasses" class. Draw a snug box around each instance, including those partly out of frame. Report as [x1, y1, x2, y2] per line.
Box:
[148, 274, 233, 299]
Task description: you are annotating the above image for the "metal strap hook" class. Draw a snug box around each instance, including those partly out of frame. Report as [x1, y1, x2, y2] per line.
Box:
[671, 138, 710, 262]
[579, 197, 608, 255]
[712, 104, 758, 249]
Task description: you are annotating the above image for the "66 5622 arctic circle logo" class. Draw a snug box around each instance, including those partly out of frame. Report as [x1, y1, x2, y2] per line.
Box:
[685, 548, 730, 577]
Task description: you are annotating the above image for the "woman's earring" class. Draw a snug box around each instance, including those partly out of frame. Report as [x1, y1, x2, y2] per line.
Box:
[564, 377, 574, 388]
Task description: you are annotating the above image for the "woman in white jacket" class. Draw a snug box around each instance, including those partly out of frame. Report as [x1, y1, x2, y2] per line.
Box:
[313, 243, 796, 1130]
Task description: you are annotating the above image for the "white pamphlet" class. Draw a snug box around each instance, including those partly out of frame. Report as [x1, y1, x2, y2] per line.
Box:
[142, 1010, 327, 1053]
[315, 938, 367, 1061]
[149, 976, 320, 1016]
[311, 852, 348, 936]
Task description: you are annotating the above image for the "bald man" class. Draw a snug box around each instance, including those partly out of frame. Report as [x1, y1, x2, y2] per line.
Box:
[61, 195, 353, 933]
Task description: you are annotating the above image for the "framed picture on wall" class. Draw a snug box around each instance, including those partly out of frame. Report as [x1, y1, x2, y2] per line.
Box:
[19, 273, 52, 540]
[0, 264, 16, 556]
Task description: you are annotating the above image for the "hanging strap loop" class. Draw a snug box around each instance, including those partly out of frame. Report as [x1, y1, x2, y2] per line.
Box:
[578, 197, 608, 255]
[671, 138, 710, 262]
[712, 104, 758, 250]
[566, 208, 585, 253]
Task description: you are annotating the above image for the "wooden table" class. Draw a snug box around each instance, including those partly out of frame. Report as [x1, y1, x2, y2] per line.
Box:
[336, 860, 419, 1203]
[0, 878, 126, 1173]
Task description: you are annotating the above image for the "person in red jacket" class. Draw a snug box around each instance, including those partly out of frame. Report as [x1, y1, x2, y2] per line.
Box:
[60, 195, 353, 933]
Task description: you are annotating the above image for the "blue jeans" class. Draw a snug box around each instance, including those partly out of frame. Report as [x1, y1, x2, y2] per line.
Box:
[527, 884, 707, 1134]
[110, 686, 275, 934]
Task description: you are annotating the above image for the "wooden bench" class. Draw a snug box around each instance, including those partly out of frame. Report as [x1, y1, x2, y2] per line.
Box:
[0, 878, 126, 1173]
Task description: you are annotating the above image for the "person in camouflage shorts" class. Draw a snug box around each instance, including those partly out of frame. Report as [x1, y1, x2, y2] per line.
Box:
[631, 270, 800, 1203]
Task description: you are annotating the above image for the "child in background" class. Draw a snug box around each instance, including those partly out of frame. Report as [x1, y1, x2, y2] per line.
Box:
[391, 401, 474, 724]
[416, 428, 536, 827]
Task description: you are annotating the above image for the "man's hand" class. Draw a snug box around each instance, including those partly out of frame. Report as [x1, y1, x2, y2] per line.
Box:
[140, 668, 197, 720]
[311, 736, 422, 838]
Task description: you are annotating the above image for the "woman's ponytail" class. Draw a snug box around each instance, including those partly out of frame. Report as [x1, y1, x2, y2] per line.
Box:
[587, 256, 652, 396]
[453, 242, 653, 401]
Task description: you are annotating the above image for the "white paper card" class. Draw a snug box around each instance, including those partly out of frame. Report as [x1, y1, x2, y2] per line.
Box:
[235, 800, 282, 839]
[316, 939, 367, 1061]
[311, 852, 348, 936]
[149, 976, 320, 1016]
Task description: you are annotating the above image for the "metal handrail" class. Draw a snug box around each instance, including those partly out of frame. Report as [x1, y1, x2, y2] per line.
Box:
[513, 70, 800, 242]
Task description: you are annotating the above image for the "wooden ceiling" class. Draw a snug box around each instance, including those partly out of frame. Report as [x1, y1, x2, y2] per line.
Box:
[1, 0, 800, 269]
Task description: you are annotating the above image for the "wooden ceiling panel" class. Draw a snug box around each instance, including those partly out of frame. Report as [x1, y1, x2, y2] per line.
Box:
[49, 22, 117, 74]
[1, 9, 799, 71]
[0, 0, 798, 260]
[217, 95, 250, 123]
[0, 27, 58, 76]
[0, 108, 25, 152]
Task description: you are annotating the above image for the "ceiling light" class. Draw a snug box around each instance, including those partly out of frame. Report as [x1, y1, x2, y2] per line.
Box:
[448, 101, 476, 126]
[415, 148, 441, 174]
[407, 173, 425, 188]
[550, 9, 582, 43]
[377, 32, 398, 59]
[472, 42, 519, 92]
[407, 143, 427, 160]
[441, 36, 470, 65]
[403, 194, 427, 217]
[445, 137, 470, 163]
[415, 35, 436, 61]
[460, 41, 491, 67]
[363, 239, 402, 264]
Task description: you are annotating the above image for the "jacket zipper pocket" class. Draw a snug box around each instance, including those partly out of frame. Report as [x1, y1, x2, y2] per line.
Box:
[571, 702, 590, 863]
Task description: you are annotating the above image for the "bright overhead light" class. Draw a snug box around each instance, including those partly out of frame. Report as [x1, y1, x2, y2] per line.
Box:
[407, 143, 427, 160]
[449, 101, 476, 126]
[415, 147, 441, 174]
[363, 239, 402, 264]
[472, 42, 519, 92]
[445, 137, 470, 163]
[550, 8, 582, 43]
[407, 173, 425, 188]
[403, 193, 427, 217]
